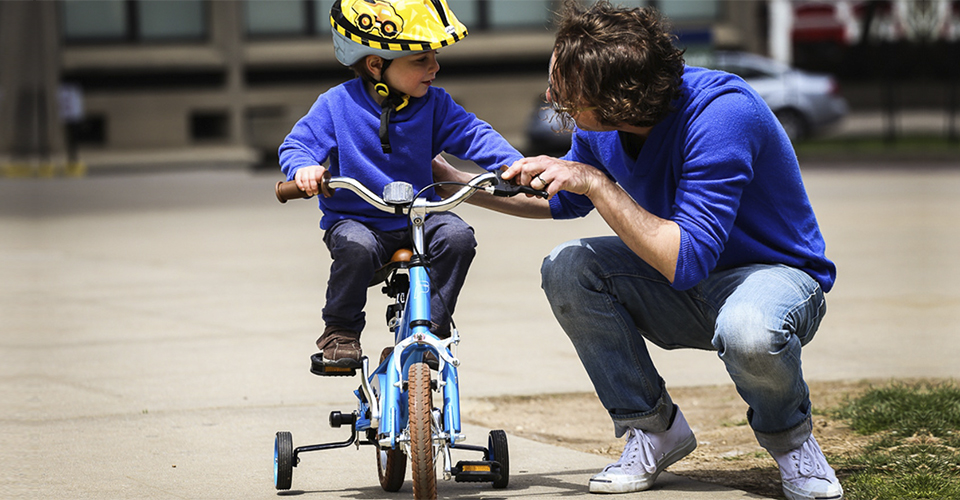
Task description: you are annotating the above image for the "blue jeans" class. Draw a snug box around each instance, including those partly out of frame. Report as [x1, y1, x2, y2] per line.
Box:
[540, 236, 826, 453]
[322, 212, 476, 338]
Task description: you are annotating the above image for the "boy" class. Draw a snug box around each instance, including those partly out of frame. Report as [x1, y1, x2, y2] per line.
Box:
[280, 0, 521, 368]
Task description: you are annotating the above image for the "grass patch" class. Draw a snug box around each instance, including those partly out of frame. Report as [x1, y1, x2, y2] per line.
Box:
[831, 380, 960, 499]
[799, 135, 960, 152]
[795, 135, 960, 163]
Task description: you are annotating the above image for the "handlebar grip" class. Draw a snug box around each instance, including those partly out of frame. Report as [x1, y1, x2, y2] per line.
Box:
[517, 185, 550, 199]
[275, 170, 334, 203]
[491, 168, 549, 199]
[275, 180, 307, 203]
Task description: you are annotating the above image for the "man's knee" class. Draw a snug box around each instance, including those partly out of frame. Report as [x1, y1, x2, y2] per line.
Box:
[713, 304, 794, 369]
[541, 239, 598, 293]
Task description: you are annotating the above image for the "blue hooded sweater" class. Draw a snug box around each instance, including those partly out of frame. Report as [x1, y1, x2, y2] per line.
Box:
[549, 66, 836, 292]
[280, 78, 522, 232]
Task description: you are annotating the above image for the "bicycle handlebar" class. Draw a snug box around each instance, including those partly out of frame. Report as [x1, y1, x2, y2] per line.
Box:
[274, 169, 547, 209]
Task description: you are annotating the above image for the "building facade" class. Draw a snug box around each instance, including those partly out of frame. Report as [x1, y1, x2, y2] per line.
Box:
[0, 0, 766, 173]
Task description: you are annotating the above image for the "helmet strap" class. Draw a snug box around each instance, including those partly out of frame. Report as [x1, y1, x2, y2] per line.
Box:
[371, 58, 410, 154]
[378, 93, 409, 154]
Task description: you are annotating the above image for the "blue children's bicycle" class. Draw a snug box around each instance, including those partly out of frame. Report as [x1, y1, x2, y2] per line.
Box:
[273, 169, 545, 498]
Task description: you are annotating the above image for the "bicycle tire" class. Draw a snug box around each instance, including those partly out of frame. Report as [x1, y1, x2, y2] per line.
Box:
[488, 429, 509, 489]
[274, 431, 294, 490]
[408, 361, 437, 499]
[376, 348, 407, 491]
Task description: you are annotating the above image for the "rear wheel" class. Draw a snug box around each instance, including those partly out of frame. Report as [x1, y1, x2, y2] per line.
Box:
[376, 348, 406, 491]
[408, 361, 437, 499]
[377, 444, 406, 491]
[488, 430, 509, 489]
[274, 431, 294, 490]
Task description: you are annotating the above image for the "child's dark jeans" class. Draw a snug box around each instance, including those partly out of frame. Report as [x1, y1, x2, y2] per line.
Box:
[321, 212, 477, 338]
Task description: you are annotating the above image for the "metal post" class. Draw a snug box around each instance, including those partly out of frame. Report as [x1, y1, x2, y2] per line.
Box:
[769, 0, 793, 66]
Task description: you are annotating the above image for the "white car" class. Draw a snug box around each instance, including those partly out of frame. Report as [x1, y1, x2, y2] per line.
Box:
[525, 51, 849, 153]
[708, 51, 848, 142]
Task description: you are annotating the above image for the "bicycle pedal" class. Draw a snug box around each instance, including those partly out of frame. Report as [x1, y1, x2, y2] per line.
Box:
[452, 460, 502, 483]
[310, 353, 359, 377]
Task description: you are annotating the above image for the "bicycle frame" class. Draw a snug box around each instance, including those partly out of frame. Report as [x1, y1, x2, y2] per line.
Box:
[343, 176, 489, 474]
[274, 169, 542, 494]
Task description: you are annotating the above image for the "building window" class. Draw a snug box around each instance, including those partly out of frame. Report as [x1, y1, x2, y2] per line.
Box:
[190, 111, 229, 141]
[658, 0, 718, 22]
[243, 0, 562, 37]
[60, 0, 208, 43]
[447, 0, 478, 27]
[70, 115, 108, 147]
[139, 0, 206, 40]
[245, 0, 334, 37]
[314, 0, 335, 33]
[246, 0, 308, 36]
[61, 0, 127, 40]
[488, 0, 552, 29]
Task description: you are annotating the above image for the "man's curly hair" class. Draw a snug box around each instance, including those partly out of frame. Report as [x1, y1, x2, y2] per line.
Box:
[551, 0, 685, 130]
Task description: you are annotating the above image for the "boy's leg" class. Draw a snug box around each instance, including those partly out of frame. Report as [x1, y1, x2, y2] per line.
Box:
[319, 219, 389, 361]
[422, 212, 477, 338]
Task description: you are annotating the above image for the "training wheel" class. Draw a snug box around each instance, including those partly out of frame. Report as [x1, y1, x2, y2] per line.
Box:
[274, 431, 294, 490]
[488, 429, 509, 489]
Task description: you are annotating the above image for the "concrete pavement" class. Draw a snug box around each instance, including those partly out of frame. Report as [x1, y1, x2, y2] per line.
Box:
[3, 164, 959, 498]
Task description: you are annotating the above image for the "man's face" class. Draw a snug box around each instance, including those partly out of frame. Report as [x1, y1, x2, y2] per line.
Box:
[546, 51, 612, 133]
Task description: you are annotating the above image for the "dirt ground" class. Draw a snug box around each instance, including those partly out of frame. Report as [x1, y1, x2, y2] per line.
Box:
[464, 380, 879, 499]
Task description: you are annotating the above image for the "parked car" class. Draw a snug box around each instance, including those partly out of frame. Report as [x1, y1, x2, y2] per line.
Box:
[708, 51, 848, 142]
[525, 50, 849, 153]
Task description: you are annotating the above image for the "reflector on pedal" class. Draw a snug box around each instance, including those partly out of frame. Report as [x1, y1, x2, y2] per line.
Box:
[452, 460, 501, 483]
[325, 366, 353, 373]
[310, 353, 359, 377]
[462, 464, 491, 472]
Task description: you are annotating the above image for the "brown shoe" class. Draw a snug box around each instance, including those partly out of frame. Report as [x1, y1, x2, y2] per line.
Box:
[316, 327, 362, 367]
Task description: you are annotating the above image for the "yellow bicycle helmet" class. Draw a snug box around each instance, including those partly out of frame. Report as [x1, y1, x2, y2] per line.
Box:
[331, 0, 469, 66]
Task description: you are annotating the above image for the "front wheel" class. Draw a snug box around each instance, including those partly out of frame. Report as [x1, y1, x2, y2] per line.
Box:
[488, 430, 509, 489]
[274, 431, 294, 490]
[408, 361, 437, 499]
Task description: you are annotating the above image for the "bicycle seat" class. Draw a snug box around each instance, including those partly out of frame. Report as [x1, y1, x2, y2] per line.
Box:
[368, 248, 413, 287]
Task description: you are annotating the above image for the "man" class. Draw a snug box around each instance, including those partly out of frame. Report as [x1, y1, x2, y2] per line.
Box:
[433, 1, 842, 499]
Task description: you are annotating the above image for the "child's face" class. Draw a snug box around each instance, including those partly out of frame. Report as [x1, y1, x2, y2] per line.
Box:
[382, 50, 440, 99]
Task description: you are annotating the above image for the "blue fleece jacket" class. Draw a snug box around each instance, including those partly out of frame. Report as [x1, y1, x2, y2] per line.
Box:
[279, 78, 522, 231]
[549, 66, 836, 292]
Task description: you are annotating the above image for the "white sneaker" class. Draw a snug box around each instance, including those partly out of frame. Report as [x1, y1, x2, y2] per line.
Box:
[588, 407, 697, 494]
[771, 434, 844, 500]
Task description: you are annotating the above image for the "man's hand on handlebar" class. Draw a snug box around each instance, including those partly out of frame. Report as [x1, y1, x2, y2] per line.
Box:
[491, 168, 549, 199]
[295, 165, 328, 197]
[504, 155, 604, 199]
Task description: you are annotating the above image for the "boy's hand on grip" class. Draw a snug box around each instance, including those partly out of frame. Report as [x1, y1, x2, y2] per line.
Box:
[295, 165, 329, 197]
